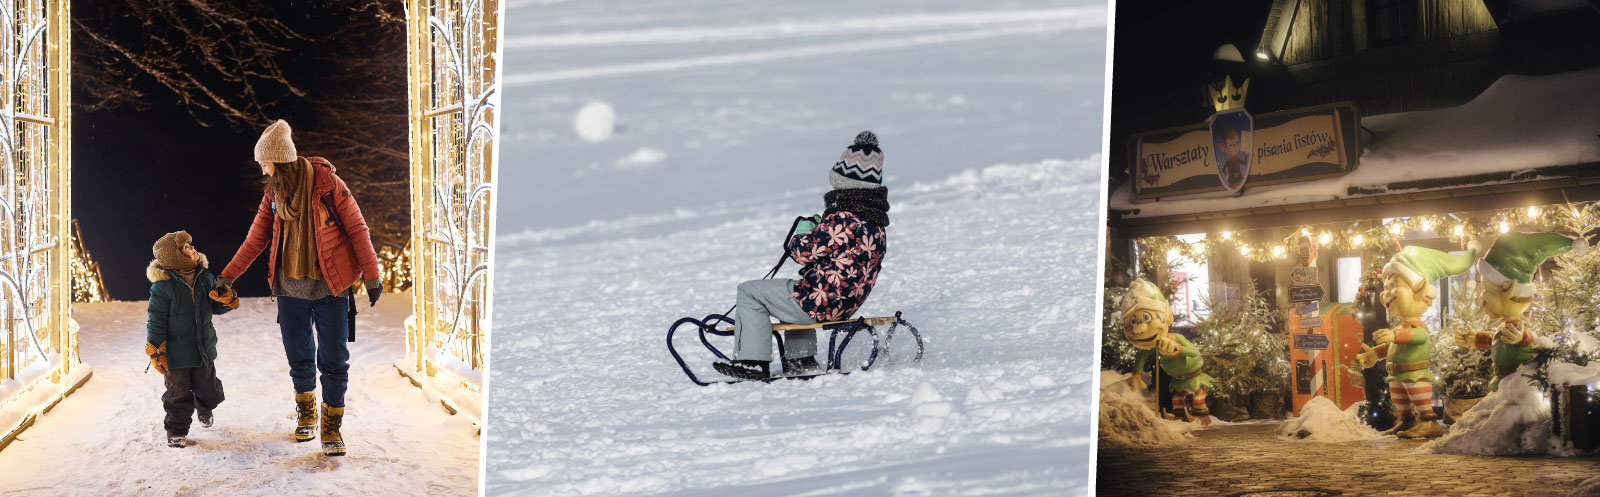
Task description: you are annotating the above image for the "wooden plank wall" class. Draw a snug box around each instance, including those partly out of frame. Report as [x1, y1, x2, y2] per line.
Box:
[1419, 0, 1497, 41]
[1283, 0, 1357, 65]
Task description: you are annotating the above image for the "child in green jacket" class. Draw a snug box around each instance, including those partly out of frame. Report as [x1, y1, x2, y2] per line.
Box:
[144, 231, 240, 448]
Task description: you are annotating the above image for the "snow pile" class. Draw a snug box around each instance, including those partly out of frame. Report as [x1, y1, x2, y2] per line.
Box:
[1276, 396, 1380, 442]
[573, 101, 617, 142]
[1419, 367, 1565, 456]
[1549, 361, 1600, 388]
[1097, 370, 1195, 447]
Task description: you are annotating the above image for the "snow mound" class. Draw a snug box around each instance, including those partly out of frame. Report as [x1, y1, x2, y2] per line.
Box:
[1097, 370, 1195, 447]
[1276, 396, 1380, 442]
[1419, 366, 1566, 456]
[574, 101, 617, 142]
[614, 147, 666, 170]
[1550, 361, 1600, 387]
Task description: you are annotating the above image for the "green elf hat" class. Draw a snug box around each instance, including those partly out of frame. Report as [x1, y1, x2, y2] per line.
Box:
[1120, 278, 1170, 321]
[1477, 232, 1589, 298]
[1382, 240, 1481, 291]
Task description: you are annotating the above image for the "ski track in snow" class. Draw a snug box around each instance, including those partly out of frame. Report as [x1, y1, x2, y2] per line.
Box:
[0, 293, 479, 496]
[487, 158, 1102, 496]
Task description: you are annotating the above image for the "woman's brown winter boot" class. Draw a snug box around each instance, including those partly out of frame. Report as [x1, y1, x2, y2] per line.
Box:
[321, 403, 346, 456]
[294, 392, 317, 442]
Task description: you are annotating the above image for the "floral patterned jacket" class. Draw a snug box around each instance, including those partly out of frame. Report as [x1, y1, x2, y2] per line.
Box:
[787, 211, 887, 322]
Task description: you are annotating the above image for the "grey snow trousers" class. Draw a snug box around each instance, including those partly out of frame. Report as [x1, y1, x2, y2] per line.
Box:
[732, 279, 818, 362]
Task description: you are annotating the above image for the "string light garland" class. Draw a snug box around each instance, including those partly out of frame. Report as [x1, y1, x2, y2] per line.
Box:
[69, 220, 110, 303]
[1136, 202, 1598, 265]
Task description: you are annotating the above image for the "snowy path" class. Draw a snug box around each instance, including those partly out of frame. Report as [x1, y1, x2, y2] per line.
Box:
[0, 292, 479, 496]
[487, 158, 1102, 495]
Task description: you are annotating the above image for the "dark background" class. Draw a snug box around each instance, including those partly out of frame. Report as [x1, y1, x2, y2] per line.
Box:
[73, 1, 408, 299]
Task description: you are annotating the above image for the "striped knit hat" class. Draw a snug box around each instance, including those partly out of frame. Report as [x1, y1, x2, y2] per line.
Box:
[254, 120, 297, 163]
[829, 131, 884, 190]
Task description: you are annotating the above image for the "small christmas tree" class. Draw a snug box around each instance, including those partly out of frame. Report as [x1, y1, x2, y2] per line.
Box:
[1192, 282, 1287, 402]
[1526, 203, 1600, 391]
[1432, 277, 1495, 397]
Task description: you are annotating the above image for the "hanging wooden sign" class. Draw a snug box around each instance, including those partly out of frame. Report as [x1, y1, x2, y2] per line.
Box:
[1127, 101, 1361, 200]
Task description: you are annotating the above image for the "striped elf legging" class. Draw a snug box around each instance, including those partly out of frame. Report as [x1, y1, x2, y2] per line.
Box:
[1388, 380, 1433, 416]
[1171, 388, 1207, 412]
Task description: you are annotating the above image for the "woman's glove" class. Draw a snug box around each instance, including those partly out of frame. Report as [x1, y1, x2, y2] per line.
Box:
[367, 280, 383, 307]
[146, 342, 169, 374]
[208, 286, 240, 310]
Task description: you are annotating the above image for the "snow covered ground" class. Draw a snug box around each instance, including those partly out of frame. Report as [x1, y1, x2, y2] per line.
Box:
[0, 293, 480, 496]
[497, 0, 1108, 235]
[486, 1, 1106, 494]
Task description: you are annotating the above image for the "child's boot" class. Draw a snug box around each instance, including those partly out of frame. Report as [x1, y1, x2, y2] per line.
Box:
[713, 359, 770, 380]
[294, 392, 317, 442]
[198, 408, 214, 429]
[321, 403, 346, 457]
[782, 356, 822, 376]
[167, 431, 186, 448]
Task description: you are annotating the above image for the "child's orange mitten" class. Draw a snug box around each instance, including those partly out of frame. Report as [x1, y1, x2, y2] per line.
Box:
[145, 342, 169, 374]
[209, 287, 240, 310]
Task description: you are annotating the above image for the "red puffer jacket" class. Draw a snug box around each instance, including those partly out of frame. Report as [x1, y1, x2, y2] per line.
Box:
[222, 157, 381, 295]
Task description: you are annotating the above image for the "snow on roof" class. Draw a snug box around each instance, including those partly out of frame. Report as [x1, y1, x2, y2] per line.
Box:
[1111, 68, 1600, 219]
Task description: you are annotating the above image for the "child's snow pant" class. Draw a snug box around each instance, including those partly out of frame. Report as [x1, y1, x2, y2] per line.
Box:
[163, 363, 224, 436]
[732, 279, 818, 362]
[278, 295, 351, 408]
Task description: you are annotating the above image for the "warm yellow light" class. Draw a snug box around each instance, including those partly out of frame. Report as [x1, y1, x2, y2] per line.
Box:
[1352, 234, 1364, 246]
[1499, 222, 1510, 233]
[1527, 206, 1540, 218]
[1317, 232, 1331, 246]
[1300, 228, 1311, 237]
[1166, 248, 1181, 260]
[1390, 223, 1404, 235]
[1272, 245, 1285, 258]
[1240, 245, 1251, 257]
[1420, 218, 1434, 231]
[1453, 225, 1464, 238]
[1221, 231, 1232, 240]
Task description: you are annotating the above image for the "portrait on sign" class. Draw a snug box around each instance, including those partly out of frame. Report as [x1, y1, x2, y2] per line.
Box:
[1211, 108, 1252, 194]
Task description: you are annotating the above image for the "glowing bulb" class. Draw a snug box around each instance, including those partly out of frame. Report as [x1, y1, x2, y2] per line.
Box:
[1301, 228, 1312, 237]
[1499, 221, 1510, 233]
[1352, 234, 1364, 246]
[1453, 225, 1463, 237]
[1221, 231, 1233, 240]
[1273, 245, 1285, 258]
[1318, 232, 1331, 245]
[1527, 206, 1540, 218]
[1420, 218, 1434, 231]
[1390, 223, 1404, 235]
[1240, 245, 1251, 257]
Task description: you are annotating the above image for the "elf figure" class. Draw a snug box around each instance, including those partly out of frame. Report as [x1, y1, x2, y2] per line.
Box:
[1120, 279, 1214, 425]
[1358, 243, 1479, 438]
[1462, 232, 1587, 390]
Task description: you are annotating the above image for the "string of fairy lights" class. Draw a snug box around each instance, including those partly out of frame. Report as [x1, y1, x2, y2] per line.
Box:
[1136, 201, 1600, 267]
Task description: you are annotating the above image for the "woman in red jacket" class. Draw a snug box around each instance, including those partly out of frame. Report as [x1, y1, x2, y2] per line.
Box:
[219, 120, 383, 456]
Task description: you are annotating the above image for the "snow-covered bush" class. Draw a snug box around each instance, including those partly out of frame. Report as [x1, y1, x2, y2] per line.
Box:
[1433, 277, 1495, 398]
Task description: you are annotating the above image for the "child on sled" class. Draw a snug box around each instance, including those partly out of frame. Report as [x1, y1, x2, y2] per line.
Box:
[713, 131, 891, 380]
[144, 231, 240, 447]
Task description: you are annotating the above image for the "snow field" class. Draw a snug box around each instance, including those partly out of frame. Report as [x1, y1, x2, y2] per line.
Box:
[487, 158, 1102, 496]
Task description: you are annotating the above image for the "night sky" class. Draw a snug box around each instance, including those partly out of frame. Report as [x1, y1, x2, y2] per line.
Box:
[72, 2, 404, 300]
[1109, 2, 1279, 185]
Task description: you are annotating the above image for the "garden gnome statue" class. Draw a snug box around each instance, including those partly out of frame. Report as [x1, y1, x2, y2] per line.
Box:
[1461, 232, 1587, 390]
[1121, 279, 1215, 425]
[1358, 241, 1479, 438]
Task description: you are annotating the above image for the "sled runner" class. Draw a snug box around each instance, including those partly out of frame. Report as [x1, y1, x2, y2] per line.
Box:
[667, 311, 924, 385]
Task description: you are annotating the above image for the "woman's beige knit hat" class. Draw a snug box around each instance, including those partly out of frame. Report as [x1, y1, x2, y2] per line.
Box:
[254, 119, 297, 163]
